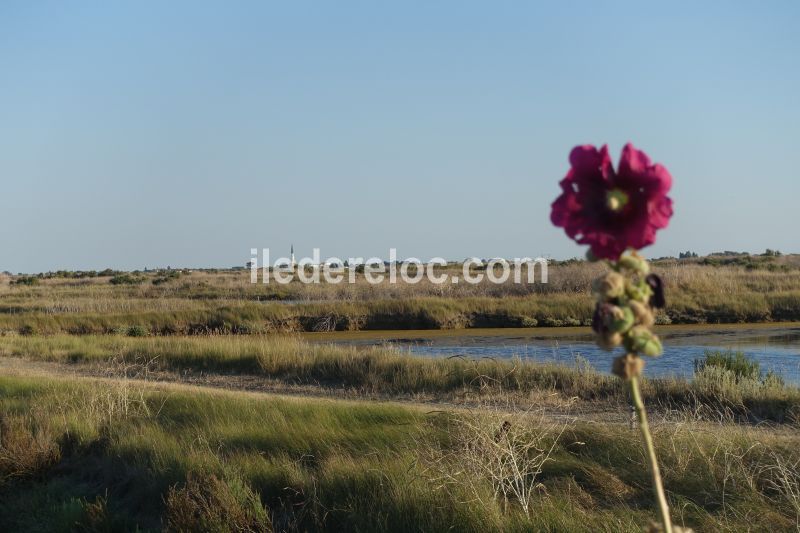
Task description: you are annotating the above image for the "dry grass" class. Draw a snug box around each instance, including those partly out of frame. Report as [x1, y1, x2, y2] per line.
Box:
[165, 471, 273, 532]
[0, 411, 61, 486]
[2, 257, 799, 335]
[419, 406, 569, 517]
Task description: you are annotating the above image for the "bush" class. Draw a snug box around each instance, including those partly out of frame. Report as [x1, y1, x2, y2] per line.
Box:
[694, 350, 786, 389]
[11, 276, 39, 286]
[109, 274, 145, 286]
[541, 317, 564, 327]
[695, 350, 760, 381]
[153, 270, 182, 285]
[74, 494, 121, 531]
[164, 472, 272, 532]
[126, 325, 149, 337]
[0, 413, 61, 484]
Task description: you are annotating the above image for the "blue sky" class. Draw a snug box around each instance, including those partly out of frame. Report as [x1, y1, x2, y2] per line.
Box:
[1, 1, 798, 272]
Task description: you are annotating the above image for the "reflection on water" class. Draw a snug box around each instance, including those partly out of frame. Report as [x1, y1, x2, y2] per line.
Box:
[331, 327, 800, 384]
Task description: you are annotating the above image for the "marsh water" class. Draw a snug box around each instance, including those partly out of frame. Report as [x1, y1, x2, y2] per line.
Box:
[310, 324, 800, 384]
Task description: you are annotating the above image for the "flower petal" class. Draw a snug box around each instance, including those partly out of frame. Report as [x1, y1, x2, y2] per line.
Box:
[618, 143, 651, 175]
[617, 143, 672, 194]
[648, 196, 673, 229]
[569, 144, 613, 182]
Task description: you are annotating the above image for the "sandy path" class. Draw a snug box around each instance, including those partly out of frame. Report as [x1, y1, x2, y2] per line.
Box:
[0, 355, 629, 425]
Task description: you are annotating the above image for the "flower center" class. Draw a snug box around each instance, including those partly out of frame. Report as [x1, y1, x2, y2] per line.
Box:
[606, 189, 629, 212]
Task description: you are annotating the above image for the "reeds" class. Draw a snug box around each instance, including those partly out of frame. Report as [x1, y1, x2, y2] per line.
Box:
[2, 259, 799, 335]
[1, 335, 797, 422]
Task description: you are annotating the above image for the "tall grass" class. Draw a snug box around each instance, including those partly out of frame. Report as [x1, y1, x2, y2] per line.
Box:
[2, 336, 798, 422]
[0, 334, 619, 399]
[688, 350, 794, 421]
[0, 374, 798, 531]
[695, 350, 762, 380]
[3, 259, 800, 335]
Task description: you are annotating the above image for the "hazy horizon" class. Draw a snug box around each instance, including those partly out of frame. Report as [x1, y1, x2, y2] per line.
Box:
[2, 1, 798, 272]
[3, 246, 795, 275]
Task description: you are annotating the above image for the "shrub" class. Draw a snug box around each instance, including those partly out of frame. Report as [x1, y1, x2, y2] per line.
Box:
[541, 317, 564, 327]
[420, 410, 568, 518]
[126, 325, 149, 337]
[693, 350, 787, 398]
[164, 472, 272, 532]
[0, 413, 61, 484]
[153, 270, 182, 285]
[695, 350, 760, 381]
[109, 274, 145, 286]
[11, 276, 39, 286]
[76, 494, 118, 531]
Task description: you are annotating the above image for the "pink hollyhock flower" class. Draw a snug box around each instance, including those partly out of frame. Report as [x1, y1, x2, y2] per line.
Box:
[550, 143, 673, 260]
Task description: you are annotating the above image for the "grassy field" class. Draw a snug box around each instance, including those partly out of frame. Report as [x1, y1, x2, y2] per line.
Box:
[1, 371, 799, 532]
[1, 254, 799, 530]
[2, 254, 800, 335]
[1, 334, 798, 423]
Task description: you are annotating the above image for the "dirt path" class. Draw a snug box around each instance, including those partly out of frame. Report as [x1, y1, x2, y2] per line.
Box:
[0, 356, 630, 425]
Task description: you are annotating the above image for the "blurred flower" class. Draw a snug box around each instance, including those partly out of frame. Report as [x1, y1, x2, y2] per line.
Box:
[550, 143, 673, 260]
[645, 273, 666, 308]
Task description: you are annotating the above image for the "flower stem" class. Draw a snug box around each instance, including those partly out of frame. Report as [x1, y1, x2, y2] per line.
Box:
[629, 376, 672, 533]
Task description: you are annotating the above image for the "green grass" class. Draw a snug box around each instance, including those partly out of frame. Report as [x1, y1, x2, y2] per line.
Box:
[2, 259, 800, 529]
[2, 335, 798, 423]
[696, 350, 762, 381]
[0, 375, 426, 531]
[0, 333, 617, 396]
[0, 374, 798, 531]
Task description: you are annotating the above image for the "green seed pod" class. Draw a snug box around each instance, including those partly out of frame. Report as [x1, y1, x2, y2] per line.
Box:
[612, 353, 644, 380]
[629, 300, 655, 327]
[626, 279, 653, 303]
[618, 254, 650, 275]
[607, 305, 635, 334]
[597, 331, 623, 351]
[592, 271, 626, 300]
[624, 325, 663, 356]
